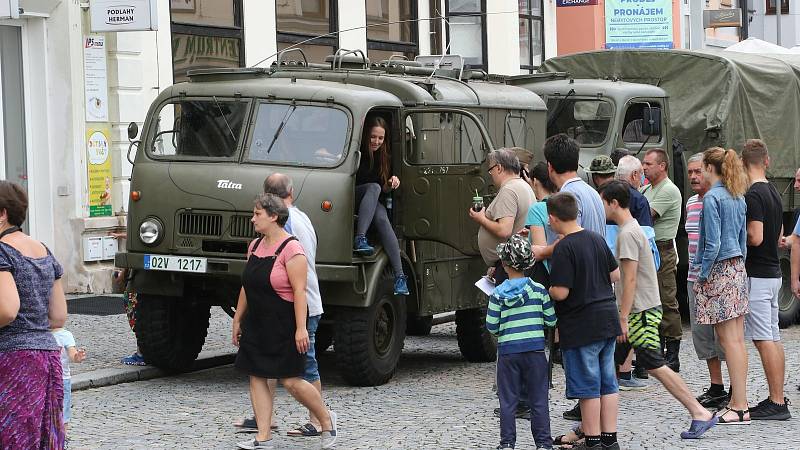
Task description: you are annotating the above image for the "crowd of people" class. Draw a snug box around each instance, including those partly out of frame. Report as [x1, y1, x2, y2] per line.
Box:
[475, 135, 797, 450]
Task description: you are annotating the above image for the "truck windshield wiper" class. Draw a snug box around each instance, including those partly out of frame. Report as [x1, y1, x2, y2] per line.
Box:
[546, 88, 576, 130]
[266, 105, 297, 154]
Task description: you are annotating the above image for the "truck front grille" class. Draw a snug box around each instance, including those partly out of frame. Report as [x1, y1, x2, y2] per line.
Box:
[230, 215, 256, 238]
[178, 212, 222, 237]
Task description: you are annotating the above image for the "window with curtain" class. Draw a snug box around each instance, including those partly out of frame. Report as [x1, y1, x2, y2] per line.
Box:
[365, 0, 418, 63]
[446, 0, 486, 69]
[276, 0, 338, 63]
[170, 0, 244, 83]
[519, 0, 544, 73]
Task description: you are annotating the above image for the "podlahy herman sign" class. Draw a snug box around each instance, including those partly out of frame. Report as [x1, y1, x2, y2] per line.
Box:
[90, 0, 158, 32]
[605, 0, 673, 49]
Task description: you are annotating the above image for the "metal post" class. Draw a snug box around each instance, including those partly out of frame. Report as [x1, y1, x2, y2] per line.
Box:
[689, 0, 704, 49]
[740, 0, 749, 40]
[777, 0, 783, 46]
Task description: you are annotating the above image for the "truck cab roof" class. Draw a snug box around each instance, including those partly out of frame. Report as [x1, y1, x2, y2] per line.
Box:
[508, 76, 666, 101]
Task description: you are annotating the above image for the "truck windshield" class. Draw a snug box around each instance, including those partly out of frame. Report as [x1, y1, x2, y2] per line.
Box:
[246, 103, 349, 167]
[546, 98, 612, 146]
[149, 99, 248, 159]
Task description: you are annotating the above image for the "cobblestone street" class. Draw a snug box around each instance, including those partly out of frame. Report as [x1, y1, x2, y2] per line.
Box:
[65, 307, 799, 449]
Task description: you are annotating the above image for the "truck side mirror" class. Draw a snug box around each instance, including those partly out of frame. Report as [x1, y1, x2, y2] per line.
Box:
[127, 122, 139, 141]
[641, 107, 662, 136]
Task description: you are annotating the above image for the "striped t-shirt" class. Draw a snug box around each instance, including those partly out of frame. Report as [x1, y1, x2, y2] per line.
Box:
[685, 194, 703, 282]
[485, 277, 556, 355]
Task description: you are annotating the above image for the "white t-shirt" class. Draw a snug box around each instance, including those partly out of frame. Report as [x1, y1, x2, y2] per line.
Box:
[51, 328, 76, 380]
[285, 207, 324, 317]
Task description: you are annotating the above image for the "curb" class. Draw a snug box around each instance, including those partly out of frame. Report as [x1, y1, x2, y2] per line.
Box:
[71, 350, 236, 392]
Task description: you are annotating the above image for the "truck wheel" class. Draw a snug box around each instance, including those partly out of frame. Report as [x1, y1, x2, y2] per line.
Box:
[455, 307, 497, 362]
[315, 323, 334, 354]
[778, 254, 799, 328]
[334, 274, 406, 386]
[406, 314, 433, 336]
[135, 294, 211, 372]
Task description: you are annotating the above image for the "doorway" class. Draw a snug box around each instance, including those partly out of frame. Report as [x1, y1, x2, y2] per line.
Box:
[0, 25, 28, 231]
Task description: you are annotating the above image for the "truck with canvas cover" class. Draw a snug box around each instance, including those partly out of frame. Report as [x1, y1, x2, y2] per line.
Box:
[515, 49, 800, 326]
[115, 51, 547, 385]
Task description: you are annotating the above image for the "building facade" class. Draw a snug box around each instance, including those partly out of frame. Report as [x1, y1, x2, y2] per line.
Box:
[0, 0, 557, 293]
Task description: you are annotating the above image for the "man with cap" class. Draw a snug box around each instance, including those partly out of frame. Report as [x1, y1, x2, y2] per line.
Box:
[590, 155, 653, 228]
[487, 234, 556, 450]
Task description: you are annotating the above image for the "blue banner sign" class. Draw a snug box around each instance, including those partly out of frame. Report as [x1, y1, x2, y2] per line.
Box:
[605, 0, 673, 49]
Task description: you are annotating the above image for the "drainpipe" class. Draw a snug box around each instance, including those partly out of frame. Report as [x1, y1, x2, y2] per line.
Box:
[740, 0, 749, 40]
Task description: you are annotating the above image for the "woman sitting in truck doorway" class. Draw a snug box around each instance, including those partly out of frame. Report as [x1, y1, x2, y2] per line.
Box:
[353, 115, 409, 296]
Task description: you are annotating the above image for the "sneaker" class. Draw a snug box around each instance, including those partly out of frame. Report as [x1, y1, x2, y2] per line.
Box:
[563, 402, 582, 421]
[602, 443, 620, 450]
[236, 438, 274, 449]
[696, 387, 728, 409]
[353, 235, 375, 256]
[493, 405, 531, 420]
[321, 411, 338, 449]
[394, 275, 409, 296]
[633, 365, 648, 380]
[120, 352, 146, 366]
[496, 445, 514, 449]
[618, 376, 648, 391]
[749, 397, 791, 421]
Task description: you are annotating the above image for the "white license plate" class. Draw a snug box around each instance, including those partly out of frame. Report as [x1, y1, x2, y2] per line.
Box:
[144, 255, 207, 273]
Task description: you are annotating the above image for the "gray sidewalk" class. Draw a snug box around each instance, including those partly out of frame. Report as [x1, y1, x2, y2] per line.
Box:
[65, 295, 235, 387]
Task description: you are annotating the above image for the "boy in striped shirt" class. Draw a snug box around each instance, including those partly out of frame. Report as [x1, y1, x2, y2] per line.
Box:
[487, 234, 556, 450]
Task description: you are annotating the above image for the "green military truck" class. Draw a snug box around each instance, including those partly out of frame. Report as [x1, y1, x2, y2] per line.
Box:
[510, 48, 800, 327]
[116, 51, 547, 386]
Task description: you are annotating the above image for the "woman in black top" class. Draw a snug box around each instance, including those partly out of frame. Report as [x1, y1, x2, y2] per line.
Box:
[354, 116, 408, 295]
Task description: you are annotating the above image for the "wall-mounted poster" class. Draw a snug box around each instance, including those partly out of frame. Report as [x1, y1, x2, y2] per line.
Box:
[83, 35, 108, 122]
[86, 127, 113, 217]
[170, 0, 195, 12]
[605, 0, 673, 49]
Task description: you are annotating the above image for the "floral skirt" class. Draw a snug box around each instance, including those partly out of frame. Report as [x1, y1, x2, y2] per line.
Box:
[693, 256, 749, 325]
[0, 350, 65, 450]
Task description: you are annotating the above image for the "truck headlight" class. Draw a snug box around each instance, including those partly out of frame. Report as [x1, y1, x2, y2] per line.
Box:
[139, 218, 163, 246]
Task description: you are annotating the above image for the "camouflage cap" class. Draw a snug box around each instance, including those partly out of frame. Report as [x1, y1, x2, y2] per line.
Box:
[496, 234, 535, 271]
[588, 155, 617, 174]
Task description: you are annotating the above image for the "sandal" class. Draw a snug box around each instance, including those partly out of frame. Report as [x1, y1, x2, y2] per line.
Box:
[716, 407, 751, 425]
[286, 423, 321, 437]
[234, 417, 279, 431]
[680, 416, 718, 439]
[553, 428, 584, 445]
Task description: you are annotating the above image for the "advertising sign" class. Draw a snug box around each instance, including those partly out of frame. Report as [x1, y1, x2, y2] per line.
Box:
[605, 0, 673, 49]
[89, 0, 158, 32]
[556, 0, 598, 6]
[86, 127, 113, 217]
[703, 9, 742, 28]
[84, 36, 109, 122]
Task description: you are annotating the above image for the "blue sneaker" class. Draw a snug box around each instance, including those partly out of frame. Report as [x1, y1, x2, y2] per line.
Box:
[394, 275, 409, 296]
[121, 352, 146, 366]
[353, 235, 375, 256]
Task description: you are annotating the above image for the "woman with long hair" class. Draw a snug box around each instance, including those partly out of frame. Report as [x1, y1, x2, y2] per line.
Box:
[693, 147, 750, 424]
[0, 181, 68, 449]
[353, 115, 408, 295]
[233, 194, 337, 449]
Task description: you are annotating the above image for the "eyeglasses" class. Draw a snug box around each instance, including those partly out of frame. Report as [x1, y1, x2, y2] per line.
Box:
[488, 164, 499, 174]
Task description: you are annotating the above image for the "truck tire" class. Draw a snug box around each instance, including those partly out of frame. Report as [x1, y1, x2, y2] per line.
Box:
[135, 294, 211, 372]
[778, 254, 799, 328]
[406, 314, 433, 336]
[334, 273, 406, 386]
[455, 307, 497, 362]
[315, 323, 334, 354]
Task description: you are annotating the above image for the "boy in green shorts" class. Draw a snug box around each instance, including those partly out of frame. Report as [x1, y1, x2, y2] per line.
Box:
[599, 181, 718, 440]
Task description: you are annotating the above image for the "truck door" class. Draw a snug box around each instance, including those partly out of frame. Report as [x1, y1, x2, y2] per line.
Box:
[620, 99, 667, 154]
[398, 109, 492, 255]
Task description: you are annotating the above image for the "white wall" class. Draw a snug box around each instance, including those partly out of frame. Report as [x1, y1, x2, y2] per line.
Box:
[243, 0, 277, 67]
[338, 0, 367, 52]
[543, 0, 557, 61]
[486, 0, 520, 75]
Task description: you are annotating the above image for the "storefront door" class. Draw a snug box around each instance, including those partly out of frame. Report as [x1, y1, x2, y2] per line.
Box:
[0, 25, 28, 231]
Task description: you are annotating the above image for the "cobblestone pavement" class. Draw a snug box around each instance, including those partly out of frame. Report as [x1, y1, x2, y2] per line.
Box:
[68, 309, 800, 449]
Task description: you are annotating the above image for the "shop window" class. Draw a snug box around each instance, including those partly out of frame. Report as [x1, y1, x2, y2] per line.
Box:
[170, 0, 244, 83]
[766, 0, 789, 14]
[519, 0, 544, 73]
[276, 0, 337, 63]
[366, 0, 418, 62]
[446, 0, 486, 69]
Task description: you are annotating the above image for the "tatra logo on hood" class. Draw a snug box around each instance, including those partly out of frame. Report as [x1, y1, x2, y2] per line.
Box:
[217, 179, 243, 190]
